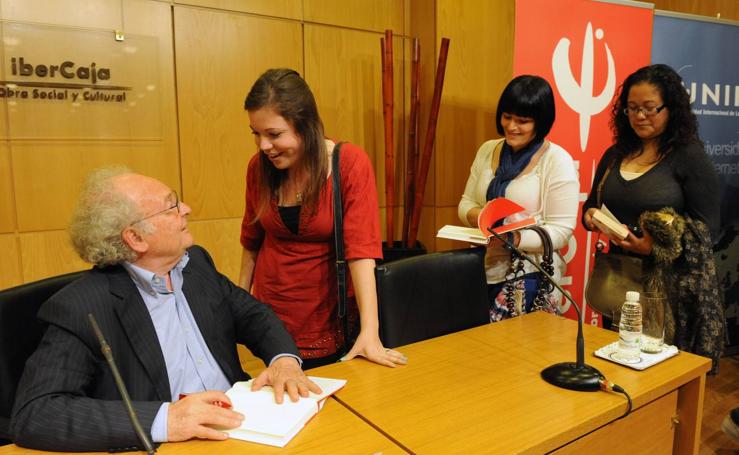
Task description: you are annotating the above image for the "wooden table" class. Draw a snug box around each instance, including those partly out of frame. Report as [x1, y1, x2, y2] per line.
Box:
[1, 312, 709, 454]
[311, 312, 710, 454]
[0, 398, 404, 454]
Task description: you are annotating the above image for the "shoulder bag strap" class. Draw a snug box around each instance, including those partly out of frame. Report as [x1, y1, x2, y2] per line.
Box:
[490, 139, 504, 174]
[596, 158, 617, 208]
[595, 157, 618, 252]
[331, 142, 350, 354]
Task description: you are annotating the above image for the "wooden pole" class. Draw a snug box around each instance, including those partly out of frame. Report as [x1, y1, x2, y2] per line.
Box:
[382, 30, 395, 249]
[402, 38, 421, 247]
[407, 37, 450, 248]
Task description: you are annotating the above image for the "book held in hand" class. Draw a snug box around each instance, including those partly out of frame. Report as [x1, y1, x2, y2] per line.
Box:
[591, 205, 629, 240]
[437, 197, 537, 244]
[223, 376, 346, 447]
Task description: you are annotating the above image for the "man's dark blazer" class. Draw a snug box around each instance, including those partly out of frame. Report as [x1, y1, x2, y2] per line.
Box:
[10, 245, 299, 452]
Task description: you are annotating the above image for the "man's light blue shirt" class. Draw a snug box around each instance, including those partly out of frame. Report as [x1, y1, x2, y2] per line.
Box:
[124, 253, 301, 442]
[124, 253, 231, 442]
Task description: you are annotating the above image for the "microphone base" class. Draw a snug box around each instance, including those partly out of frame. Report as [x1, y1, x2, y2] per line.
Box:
[541, 362, 603, 392]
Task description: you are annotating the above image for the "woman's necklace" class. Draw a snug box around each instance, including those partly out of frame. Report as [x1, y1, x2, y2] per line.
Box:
[295, 192, 303, 204]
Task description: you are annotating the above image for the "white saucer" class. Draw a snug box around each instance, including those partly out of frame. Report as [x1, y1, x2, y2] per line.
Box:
[594, 341, 679, 370]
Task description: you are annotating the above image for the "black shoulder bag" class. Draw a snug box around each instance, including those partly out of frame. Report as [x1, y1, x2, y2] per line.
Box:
[331, 142, 351, 356]
[584, 160, 645, 316]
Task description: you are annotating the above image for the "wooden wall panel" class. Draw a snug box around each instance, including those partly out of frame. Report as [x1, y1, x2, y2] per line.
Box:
[435, 0, 514, 209]
[0, 234, 22, 288]
[653, 0, 739, 20]
[174, 6, 303, 221]
[304, 25, 406, 220]
[19, 230, 88, 282]
[0, 0, 122, 28]
[12, 142, 179, 232]
[8, 0, 179, 236]
[175, 0, 302, 20]
[0, 143, 15, 233]
[304, 0, 405, 33]
[187, 218, 242, 284]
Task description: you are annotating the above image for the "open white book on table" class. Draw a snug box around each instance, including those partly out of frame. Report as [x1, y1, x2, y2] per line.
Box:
[437, 197, 537, 245]
[224, 376, 346, 447]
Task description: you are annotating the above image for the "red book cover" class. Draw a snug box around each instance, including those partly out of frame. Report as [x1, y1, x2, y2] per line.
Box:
[477, 198, 537, 238]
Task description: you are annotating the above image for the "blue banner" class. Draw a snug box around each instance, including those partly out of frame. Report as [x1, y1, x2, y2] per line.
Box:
[652, 13, 739, 350]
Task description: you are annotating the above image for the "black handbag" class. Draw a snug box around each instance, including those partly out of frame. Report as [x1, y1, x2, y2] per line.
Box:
[584, 159, 645, 316]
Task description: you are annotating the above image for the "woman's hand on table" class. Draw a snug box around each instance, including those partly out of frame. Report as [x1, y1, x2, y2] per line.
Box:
[341, 331, 408, 367]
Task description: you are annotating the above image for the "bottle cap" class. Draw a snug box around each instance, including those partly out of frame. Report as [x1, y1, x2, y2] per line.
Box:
[626, 291, 640, 302]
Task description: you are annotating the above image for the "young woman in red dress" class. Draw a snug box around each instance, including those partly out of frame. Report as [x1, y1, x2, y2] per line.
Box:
[239, 68, 407, 370]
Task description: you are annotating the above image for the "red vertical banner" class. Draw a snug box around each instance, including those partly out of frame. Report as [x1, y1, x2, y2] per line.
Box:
[513, 0, 653, 325]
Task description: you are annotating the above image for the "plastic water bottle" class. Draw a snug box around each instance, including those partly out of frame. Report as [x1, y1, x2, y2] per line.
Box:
[614, 291, 642, 363]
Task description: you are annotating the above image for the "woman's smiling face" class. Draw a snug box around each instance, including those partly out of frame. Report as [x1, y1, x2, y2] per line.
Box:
[500, 112, 536, 152]
[248, 107, 304, 170]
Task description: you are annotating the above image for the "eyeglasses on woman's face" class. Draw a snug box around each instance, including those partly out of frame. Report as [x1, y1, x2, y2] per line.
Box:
[623, 104, 666, 117]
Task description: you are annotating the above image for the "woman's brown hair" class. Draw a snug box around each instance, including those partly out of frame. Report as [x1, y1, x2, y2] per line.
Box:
[244, 68, 328, 220]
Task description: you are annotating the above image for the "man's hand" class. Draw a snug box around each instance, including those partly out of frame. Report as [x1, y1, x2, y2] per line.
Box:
[251, 356, 321, 404]
[167, 390, 244, 442]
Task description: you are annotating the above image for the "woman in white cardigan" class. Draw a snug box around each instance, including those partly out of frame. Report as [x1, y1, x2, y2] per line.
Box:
[458, 75, 578, 321]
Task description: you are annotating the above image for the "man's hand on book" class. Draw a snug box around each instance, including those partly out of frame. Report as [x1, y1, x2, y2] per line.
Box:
[252, 356, 321, 404]
[167, 390, 244, 442]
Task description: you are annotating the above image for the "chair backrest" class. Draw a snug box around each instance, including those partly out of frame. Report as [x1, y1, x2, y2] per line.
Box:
[376, 247, 489, 348]
[0, 271, 85, 443]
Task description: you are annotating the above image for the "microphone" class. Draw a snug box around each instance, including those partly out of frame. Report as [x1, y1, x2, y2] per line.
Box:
[88, 313, 157, 454]
[486, 227, 604, 391]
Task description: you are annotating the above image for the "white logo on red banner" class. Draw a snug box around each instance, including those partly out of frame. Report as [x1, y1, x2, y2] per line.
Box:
[552, 22, 616, 153]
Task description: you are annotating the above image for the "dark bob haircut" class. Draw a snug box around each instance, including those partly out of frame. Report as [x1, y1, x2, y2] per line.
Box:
[496, 75, 556, 144]
[611, 63, 698, 158]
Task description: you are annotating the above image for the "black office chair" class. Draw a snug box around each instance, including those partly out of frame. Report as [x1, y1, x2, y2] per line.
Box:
[376, 247, 490, 348]
[0, 271, 85, 445]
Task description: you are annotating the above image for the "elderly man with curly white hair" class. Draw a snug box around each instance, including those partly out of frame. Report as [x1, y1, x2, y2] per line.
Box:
[10, 167, 319, 452]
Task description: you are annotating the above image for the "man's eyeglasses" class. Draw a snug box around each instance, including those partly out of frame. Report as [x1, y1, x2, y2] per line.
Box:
[129, 191, 180, 226]
[623, 105, 666, 117]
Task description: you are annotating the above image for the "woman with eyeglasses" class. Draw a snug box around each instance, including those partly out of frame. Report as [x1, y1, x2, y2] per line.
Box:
[582, 64, 723, 372]
[239, 68, 407, 370]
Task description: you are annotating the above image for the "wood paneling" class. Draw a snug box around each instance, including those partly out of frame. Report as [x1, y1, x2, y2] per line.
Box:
[653, 0, 739, 20]
[19, 229, 88, 282]
[12, 142, 179, 232]
[0, 0, 122, 28]
[174, 6, 302, 221]
[434, 0, 514, 208]
[187, 217, 242, 284]
[434, 205, 467, 252]
[0, 143, 15, 233]
[304, 25, 406, 211]
[304, 0, 405, 33]
[0, 233, 22, 288]
[175, 0, 302, 20]
[7, 0, 178, 234]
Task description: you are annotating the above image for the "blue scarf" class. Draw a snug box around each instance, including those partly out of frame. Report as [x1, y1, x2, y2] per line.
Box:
[485, 139, 544, 202]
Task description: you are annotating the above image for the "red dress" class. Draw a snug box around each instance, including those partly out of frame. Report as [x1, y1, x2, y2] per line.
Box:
[240, 142, 382, 358]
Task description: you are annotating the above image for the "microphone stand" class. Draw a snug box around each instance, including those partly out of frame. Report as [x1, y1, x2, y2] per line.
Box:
[487, 227, 603, 392]
[88, 314, 157, 454]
